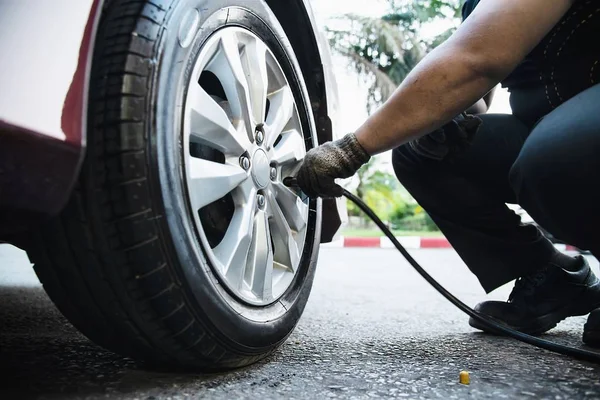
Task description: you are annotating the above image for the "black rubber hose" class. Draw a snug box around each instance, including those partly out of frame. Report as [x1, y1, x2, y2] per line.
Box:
[283, 178, 600, 363]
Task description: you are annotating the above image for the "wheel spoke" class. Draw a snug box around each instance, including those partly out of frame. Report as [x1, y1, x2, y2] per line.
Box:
[272, 182, 308, 233]
[247, 210, 274, 300]
[205, 33, 254, 136]
[188, 158, 247, 210]
[184, 27, 310, 305]
[271, 129, 305, 165]
[242, 37, 269, 125]
[268, 192, 300, 272]
[187, 83, 250, 155]
[217, 194, 257, 282]
[265, 86, 294, 149]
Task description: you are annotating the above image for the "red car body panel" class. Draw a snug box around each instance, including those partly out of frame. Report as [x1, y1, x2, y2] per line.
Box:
[0, 0, 343, 242]
[0, 0, 103, 236]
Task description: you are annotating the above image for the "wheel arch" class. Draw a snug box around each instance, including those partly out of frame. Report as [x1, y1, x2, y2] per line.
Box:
[89, 0, 341, 246]
[265, 0, 342, 243]
[0, 0, 105, 243]
[264, 0, 334, 145]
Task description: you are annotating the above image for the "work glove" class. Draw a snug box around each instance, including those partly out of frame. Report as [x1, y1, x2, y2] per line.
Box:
[409, 113, 483, 161]
[296, 133, 371, 198]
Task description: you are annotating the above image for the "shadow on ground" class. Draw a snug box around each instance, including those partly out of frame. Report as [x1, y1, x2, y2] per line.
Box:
[2, 284, 600, 400]
[0, 286, 230, 399]
[4, 245, 600, 400]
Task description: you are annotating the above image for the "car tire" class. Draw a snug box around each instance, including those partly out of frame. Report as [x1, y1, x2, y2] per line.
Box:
[27, 0, 321, 370]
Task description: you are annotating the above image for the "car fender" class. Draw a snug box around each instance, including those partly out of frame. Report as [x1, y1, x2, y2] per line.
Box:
[265, 0, 348, 242]
[0, 0, 103, 237]
[300, 0, 348, 241]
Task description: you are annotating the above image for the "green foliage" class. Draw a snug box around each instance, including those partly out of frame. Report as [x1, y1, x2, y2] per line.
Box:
[344, 157, 442, 231]
[327, 0, 462, 110]
[327, 16, 418, 111]
[390, 201, 410, 221]
[331, 1, 456, 232]
[345, 162, 440, 232]
[348, 159, 408, 222]
[391, 212, 439, 232]
[397, 0, 462, 20]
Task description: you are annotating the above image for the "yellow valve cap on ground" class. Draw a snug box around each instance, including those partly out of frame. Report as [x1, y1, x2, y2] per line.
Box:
[459, 371, 470, 385]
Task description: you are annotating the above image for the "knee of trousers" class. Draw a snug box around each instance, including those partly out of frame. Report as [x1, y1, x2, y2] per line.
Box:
[508, 147, 552, 202]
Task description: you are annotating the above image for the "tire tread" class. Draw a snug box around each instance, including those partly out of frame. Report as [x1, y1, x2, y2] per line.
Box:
[28, 0, 269, 369]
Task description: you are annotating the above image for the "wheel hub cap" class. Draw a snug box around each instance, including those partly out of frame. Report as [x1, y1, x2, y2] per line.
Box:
[251, 149, 270, 189]
[181, 27, 310, 306]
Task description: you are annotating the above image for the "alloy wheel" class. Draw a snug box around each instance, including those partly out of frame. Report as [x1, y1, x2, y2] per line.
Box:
[182, 27, 310, 306]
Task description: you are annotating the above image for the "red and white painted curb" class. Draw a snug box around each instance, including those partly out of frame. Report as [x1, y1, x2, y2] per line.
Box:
[323, 236, 579, 251]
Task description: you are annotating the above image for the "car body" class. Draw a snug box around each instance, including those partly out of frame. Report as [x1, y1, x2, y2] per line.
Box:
[0, 0, 344, 243]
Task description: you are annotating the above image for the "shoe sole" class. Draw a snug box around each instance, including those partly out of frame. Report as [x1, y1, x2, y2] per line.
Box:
[469, 281, 600, 336]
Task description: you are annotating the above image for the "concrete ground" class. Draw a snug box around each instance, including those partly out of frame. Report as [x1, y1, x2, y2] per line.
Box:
[1, 244, 600, 399]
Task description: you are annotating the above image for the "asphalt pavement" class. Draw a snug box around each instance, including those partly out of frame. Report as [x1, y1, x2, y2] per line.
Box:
[1, 244, 600, 399]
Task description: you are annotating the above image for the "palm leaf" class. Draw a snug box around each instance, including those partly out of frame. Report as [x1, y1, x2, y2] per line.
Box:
[345, 51, 398, 103]
[327, 13, 428, 107]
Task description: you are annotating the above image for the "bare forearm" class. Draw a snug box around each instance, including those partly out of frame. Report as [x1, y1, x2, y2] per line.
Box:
[355, 45, 497, 155]
[354, 0, 574, 156]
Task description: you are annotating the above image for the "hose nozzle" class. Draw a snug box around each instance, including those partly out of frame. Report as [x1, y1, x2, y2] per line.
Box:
[283, 177, 298, 188]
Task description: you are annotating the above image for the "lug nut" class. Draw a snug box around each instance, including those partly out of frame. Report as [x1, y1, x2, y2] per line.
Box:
[270, 167, 277, 181]
[257, 194, 266, 209]
[240, 156, 250, 170]
[255, 125, 265, 145]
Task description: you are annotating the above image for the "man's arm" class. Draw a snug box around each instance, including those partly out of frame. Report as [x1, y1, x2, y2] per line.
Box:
[355, 0, 574, 155]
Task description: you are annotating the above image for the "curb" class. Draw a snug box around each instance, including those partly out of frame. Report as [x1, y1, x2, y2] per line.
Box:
[323, 236, 579, 251]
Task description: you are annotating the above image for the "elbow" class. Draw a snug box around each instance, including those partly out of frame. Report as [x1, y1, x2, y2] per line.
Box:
[464, 51, 514, 85]
[443, 41, 519, 85]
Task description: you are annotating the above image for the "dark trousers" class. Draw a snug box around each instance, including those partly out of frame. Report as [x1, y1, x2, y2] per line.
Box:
[392, 84, 600, 293]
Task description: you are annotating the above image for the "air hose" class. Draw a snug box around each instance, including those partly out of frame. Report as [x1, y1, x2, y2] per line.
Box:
[283, 178, 600, 364]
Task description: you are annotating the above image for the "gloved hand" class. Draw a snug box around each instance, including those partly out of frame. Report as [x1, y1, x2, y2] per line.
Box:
[409, 113, 483, 161]
[296, 133, 371, 198]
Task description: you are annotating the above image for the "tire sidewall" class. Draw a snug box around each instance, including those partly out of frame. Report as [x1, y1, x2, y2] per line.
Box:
[151, 0, 321, 352]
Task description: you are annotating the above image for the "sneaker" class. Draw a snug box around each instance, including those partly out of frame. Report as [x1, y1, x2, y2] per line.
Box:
[583, 308, 600, 347]
[469, 256, 600, 335]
